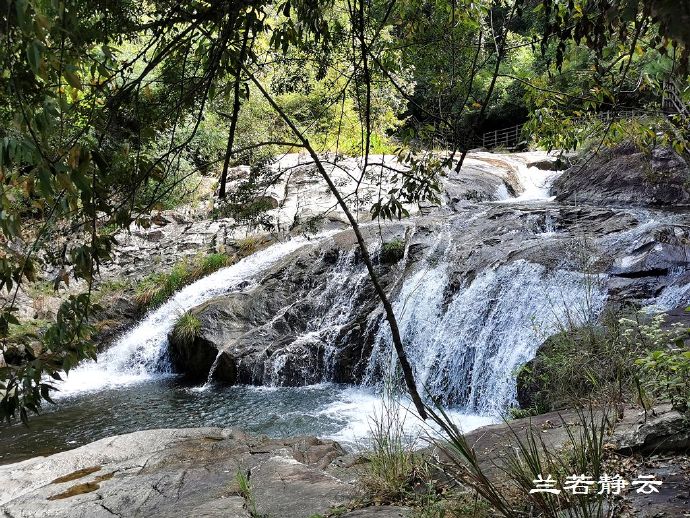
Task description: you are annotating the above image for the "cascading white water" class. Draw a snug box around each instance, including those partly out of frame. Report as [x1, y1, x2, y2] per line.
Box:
[364, 254, 608, 414]
[58, 235, 329, 396]
[263, 248, 371, 384]
[510, 163, 560, 202]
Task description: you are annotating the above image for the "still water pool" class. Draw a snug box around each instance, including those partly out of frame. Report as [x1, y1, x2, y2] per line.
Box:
[0, 379, 494, 465]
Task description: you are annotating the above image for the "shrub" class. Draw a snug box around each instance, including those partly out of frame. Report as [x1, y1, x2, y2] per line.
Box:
[516, 314, 625, 412]
[380, 238, 405, 264]
[172, 312, 201, 346]
[636, 348, 690, 412]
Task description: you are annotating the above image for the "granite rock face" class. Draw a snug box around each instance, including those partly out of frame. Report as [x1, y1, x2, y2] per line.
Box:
[0, 428, 358, 518]
[552, 143, 690, 207]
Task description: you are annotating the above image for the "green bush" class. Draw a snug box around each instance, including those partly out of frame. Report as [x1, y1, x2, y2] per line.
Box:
[636, 347, 690, 412]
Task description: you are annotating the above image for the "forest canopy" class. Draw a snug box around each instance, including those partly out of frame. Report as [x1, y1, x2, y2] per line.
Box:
[1, 0, 690, 421]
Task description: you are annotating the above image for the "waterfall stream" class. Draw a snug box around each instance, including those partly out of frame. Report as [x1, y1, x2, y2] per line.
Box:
[59, 154, 576, 409]
[364, 258, 607, 413]
[58, 235, 333, 396]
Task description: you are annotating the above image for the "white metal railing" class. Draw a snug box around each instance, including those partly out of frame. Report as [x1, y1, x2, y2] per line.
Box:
[662, 78, 690, 118]
[479, 80, 689, 150]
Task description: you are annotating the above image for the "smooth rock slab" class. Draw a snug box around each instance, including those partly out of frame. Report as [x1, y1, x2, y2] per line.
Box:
[0, 428, 355, 518]
[342, 506, 411, 517]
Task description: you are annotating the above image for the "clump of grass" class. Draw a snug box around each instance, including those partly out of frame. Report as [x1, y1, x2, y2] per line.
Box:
[134, 238, 274, 310]
[363, 393, 417, 502]
[171, 311, 201, 346]
[426, 403, 616, 518]
[360, 389, 495, 516]
[508, 405, 547, 420]
[91, 278, 132, 304]
[236, 469, 266, 518]
[196, 253, 231, 276]
[380, 238, 405, 264]
[134, 252, 232, 309]
[236, 236, 263, 256]
[7, 319, 50, 340]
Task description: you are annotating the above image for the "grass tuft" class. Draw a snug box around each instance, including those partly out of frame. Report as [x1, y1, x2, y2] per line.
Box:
[380, 238, 405, 264]
[134, 252, 232, 309]
[172, 312, 201, 346]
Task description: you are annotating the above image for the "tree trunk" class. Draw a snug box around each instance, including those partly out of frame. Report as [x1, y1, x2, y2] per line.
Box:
[219, 21, 251, 199]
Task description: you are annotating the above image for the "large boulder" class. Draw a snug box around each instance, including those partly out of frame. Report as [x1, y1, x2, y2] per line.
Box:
[552, 143, 690, 207]
[167, 228, 401, 385]
[611, 405, 690, 454]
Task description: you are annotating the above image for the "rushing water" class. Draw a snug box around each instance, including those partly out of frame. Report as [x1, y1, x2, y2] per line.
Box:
[0, 382, 494, 465]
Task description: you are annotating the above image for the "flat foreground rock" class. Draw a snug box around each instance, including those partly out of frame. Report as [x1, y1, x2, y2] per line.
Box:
[0, 428, 356, 518]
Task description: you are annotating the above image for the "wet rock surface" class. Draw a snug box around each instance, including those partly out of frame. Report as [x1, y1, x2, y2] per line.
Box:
[552, 143, 690, 207]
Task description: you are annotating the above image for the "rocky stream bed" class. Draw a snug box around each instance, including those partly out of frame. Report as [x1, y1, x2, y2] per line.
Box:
[1, 145, 690, 516]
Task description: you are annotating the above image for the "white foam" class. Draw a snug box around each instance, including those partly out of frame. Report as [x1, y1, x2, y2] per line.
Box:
[316, 386, 496, 447]
[58, 234, 334, 397]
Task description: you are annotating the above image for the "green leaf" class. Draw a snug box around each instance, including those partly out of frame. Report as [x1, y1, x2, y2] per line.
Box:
[26, 40, 42, 75]
[63, 70, 82, 90]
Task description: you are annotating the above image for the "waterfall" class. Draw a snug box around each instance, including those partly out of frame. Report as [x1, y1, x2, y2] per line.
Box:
[509, 162, 560, 202]
[58, 235, 329, 396]
[263, 248, 371, 385]
[364, 253, 607, 414]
